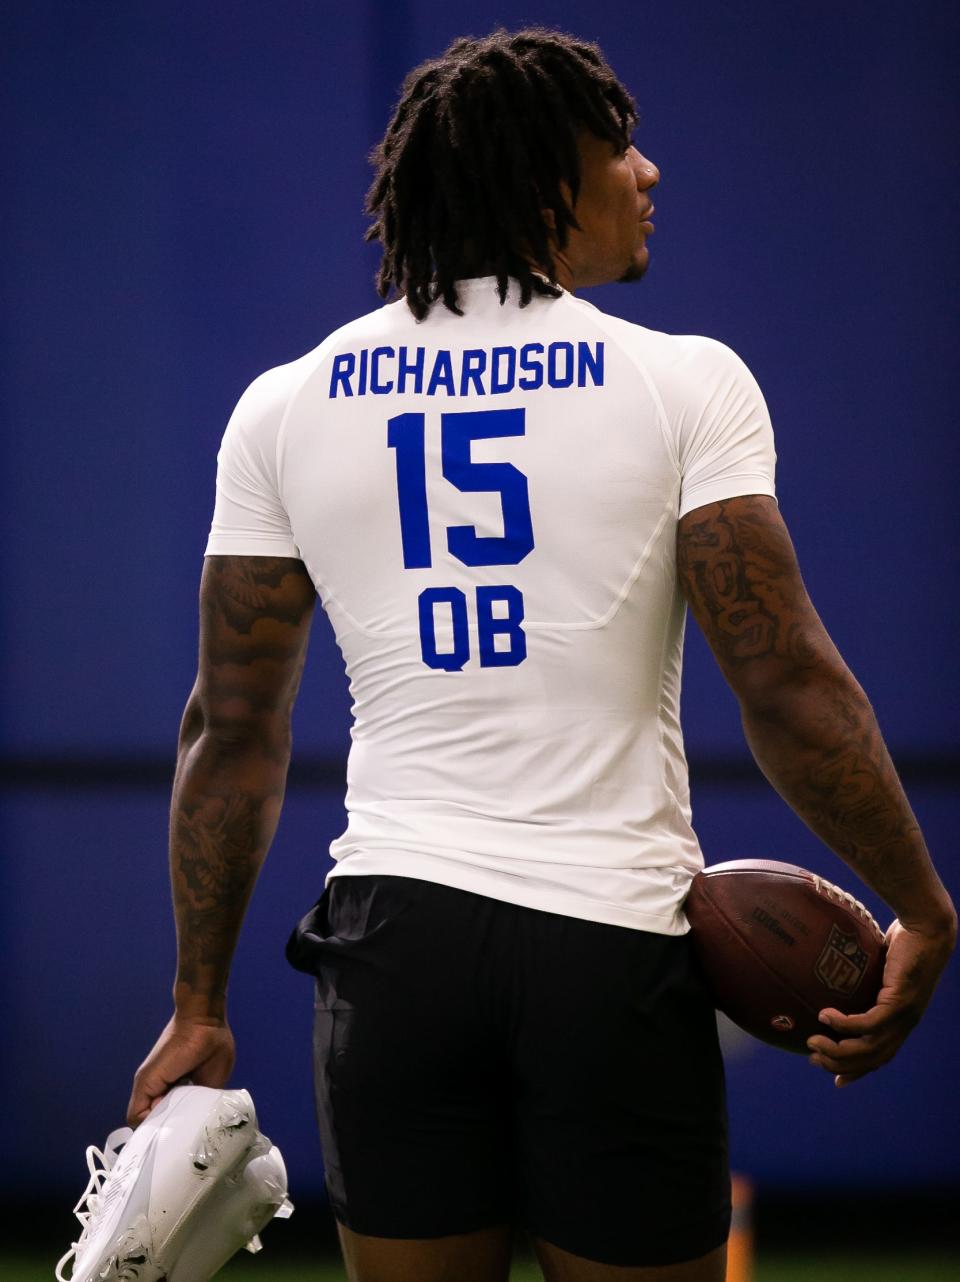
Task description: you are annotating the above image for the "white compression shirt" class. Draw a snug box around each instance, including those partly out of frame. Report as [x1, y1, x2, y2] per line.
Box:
[205, 278, 776, 934]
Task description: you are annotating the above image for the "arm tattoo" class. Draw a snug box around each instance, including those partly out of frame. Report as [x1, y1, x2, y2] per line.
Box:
[207, 556, 317, 635]
[171, 557, 316, 1015]
[676, 496, 816, 672]
[677, 497, 939, 920]
[173, 795, 260, 1006]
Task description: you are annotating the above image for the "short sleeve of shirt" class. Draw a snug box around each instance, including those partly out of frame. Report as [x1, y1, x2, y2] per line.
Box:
[205, 365, 301, 558]
[655, 335, 777, 519]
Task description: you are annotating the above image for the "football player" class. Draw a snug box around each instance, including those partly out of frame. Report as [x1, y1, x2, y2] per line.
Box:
[128, 28, 956, 1282]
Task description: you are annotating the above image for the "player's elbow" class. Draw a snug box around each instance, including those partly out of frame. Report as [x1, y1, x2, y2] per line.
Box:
[732, 650, 854, 727]
[182, 689, 293, 761]
[205, 706, 293, 756]
[737, 664, 875, 776]
[178, 687, 206, 750]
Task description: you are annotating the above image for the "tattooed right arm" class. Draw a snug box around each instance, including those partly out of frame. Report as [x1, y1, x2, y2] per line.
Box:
[678, 495, 955, 1083]
[170, 555, 317, 1021]
[127, 555, 316, 1122]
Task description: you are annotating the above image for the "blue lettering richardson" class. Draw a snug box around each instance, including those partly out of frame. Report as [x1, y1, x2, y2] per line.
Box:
[330, 342, 603, 398]
[547, 341, 574, 388]
[490, 346, 516, 394]
[459, 349, 487, 396]
[370, 346, 394, 394]
[426, 350, 455, 396]
[518, 342, 544, 390]
[329, 352, 355, 397]
[397, 345, 425, 394]
[578, 340, 603, 387]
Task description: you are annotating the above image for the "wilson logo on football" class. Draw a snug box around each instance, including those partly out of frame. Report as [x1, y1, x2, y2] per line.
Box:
[815, 924, 868, 995]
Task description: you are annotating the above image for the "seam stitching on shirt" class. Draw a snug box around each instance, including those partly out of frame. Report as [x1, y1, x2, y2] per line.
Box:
[562, 297, 682, 477]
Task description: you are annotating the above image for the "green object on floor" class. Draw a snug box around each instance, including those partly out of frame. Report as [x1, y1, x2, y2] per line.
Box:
[10, 1251, 959, 1282]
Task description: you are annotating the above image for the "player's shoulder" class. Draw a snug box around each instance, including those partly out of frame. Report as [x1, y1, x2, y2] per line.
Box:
[228, 302, 402, 434]
[564, 294, 747, 379]
[567, 297, 765, 425]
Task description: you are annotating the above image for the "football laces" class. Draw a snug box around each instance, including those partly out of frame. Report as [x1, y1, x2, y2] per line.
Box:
[811, 874, 884, 938]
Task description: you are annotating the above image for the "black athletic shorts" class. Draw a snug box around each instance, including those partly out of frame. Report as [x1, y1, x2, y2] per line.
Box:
[286, 874, 730, 1268]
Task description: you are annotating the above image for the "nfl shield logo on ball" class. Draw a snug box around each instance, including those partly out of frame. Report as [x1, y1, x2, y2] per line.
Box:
[770, 1014, 795, 1032]
[815, 924, 868, 995]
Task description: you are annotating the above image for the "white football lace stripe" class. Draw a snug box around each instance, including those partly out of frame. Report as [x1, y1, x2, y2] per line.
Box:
[55, 1127, 132, 1281]
[811, 874, 884, 937]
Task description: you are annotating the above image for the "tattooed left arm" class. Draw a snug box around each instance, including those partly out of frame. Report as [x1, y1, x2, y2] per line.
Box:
[128, 556, 316, 1123]
[677, 496, 956, 1085]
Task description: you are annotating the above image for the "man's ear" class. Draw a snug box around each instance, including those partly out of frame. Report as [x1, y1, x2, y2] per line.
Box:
[541, 206, 557, 230]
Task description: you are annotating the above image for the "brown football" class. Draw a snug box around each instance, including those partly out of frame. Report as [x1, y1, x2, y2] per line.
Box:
[685, 859, 887, 1053]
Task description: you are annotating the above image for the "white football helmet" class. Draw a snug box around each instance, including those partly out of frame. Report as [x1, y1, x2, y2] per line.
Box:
[56, 1085, 293, 1282]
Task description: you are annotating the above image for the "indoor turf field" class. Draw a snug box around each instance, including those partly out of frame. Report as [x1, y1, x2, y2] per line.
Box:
[11, 1254, 960, 1282]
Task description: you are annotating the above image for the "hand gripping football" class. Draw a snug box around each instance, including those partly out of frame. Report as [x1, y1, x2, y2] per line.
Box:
[685, 859, 887, 1053]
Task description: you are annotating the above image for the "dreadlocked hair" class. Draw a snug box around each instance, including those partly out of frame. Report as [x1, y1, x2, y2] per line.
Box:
[366, 27, 638, 320]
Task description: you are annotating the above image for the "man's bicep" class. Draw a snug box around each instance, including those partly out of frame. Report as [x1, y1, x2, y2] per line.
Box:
[676, 495, 840, 701]
[196, 556, 317, 731]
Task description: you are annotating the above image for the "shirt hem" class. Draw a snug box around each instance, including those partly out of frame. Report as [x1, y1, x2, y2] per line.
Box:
[326, 851, 691, 935]
[678, 479, 777, 520]
[204, 535, 301, 558]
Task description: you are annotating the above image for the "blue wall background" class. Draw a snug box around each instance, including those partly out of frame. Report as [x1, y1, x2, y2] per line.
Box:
[3, 0, 958, 1201]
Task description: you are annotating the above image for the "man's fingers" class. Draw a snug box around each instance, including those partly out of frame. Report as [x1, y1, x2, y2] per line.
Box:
[810, 1045, 869, 1073]
[806, 1033, 871, 1058]
[806, 918, 956, 1086]
[809, 1048, 855, 1074]
[126, 1057, 184, 1125]
[808, 1033, 897, 1080]
[835, 1070, 869, 1088]
[126, 1019, 235, 1127]
[808, 1000, 914, 1067]
[809, 998, 909, 1053]
[126, 1077, 164, 1126]
[128, 1101, 154, 1126]
[809, 1032, 885, 1060]
[818, 1005, 889, 1037]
